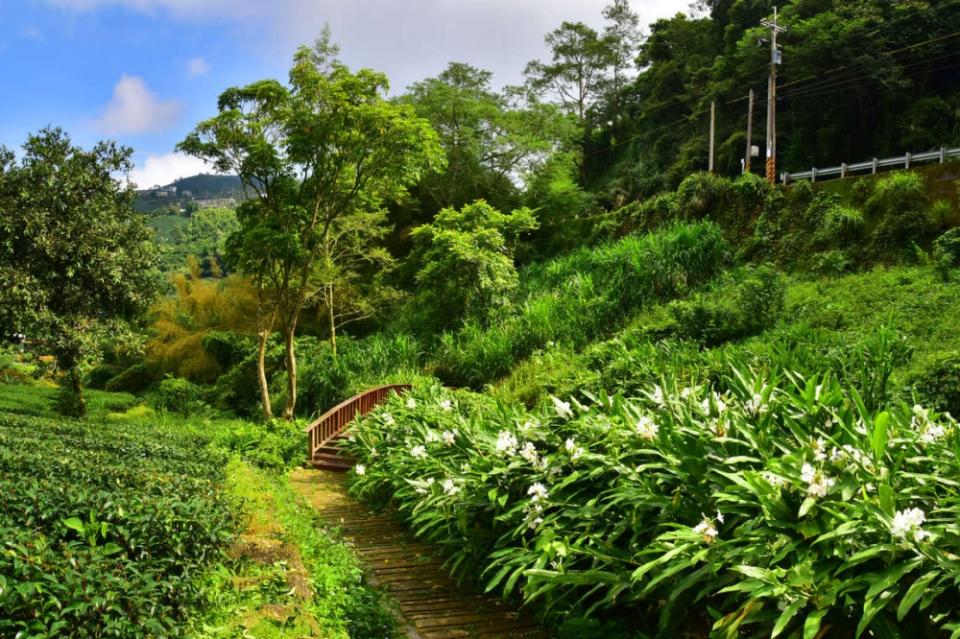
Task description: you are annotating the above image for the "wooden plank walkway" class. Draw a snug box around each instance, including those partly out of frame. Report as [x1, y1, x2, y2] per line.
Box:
[290, 468, 549, 639]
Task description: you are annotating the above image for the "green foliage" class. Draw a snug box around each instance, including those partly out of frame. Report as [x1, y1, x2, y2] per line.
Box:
[211, 420, 304, 471]
[0, 128, 162, 415]
[410, 200, 538, 331]
[676, 171, 732, 219]
[180, 35, 444, 418]
[433, 221, 729, 387]
[0, 411, 237, 637]
[151, 377, 210, 416]
[104, 362, 162, 394]
[161, 207, 240, 276]
[346, 375, 960, 637]
[668, 265, 785, 346]
[867, 172, 937, 248]
[903, 352, 960, 418]
[933, 227, 960, 279]
[521, 151, 599, 258]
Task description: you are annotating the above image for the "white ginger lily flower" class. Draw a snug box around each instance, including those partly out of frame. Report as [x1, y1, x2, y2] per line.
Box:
[891, 507, 930, 542]
[495, 430, 519, 456]
[552, 396, 573, 419]
[410, 445, 427, 459]
[635, 415, 659, 441]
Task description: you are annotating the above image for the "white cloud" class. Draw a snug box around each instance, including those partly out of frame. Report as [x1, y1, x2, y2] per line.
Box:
[92, 74, 182, 135]
[129, 152, 213, 189]
[186, 56, 210, 77]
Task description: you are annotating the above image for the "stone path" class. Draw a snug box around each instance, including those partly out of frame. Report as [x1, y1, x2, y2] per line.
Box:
[290, 468, 549, 639]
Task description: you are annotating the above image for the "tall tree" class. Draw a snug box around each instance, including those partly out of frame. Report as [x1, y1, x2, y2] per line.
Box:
[0, 128, 161, 415]
[179, 36, 444, 419]
[524, 21, 611, 121]
[410, 200, 538, 331]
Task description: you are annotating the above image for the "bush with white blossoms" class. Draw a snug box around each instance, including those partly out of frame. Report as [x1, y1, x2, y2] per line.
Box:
[344, 375, 960, 637]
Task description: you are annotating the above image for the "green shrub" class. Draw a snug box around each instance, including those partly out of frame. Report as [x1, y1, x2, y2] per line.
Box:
[212, 419, 305, 470]
[904, 351, 960, 417]
[668, 265, 785, 346]
[104, 362, 161, 394]
[933, 227, 960, 268]
[151, 376, 210, 415]
[85, 364, 123, 390]
[822, 203, 865, 239]
[676, 171, 731, 219]
[810, 249, 854, 275]
[202, 330, 254, 369]
[867, 171, 936, 246]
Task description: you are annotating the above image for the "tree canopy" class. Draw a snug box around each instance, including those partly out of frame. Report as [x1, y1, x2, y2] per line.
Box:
[0, 128, 161, 414]
[179, 36, 445, 419]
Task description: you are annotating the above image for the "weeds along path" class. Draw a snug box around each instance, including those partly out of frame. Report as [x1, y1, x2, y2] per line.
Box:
[290, 468, 548, 639]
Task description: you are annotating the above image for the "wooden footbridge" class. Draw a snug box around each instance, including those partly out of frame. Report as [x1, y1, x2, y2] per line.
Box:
[299, 385, 547, 638]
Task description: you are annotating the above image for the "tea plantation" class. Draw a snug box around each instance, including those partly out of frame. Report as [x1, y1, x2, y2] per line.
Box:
[0, 412, 237, 637]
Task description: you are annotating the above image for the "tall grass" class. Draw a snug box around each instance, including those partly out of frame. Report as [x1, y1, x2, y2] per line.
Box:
[433, 221, 729, 387]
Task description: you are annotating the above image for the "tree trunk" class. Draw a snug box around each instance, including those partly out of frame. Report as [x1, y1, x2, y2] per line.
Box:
[281, 321, 297, 420]
[69, 366, 86, 416]
[327, 284, 337, 358]
[257, 327, 273, 420]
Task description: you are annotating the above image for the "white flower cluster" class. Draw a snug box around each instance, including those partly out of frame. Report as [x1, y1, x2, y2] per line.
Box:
[382, 412, 396, 426]
[442, 478, 461, 496]
[890, 507, 930, 542]
[414, 477, 435, 494]
[801, 463, 835, 498]
[552, 396, 573, 419]
[439, 399, 453, 411]
[913, 405, 948, 444]
[411, 444, 427, 459]
[526, 482, 550, 529]
[442, 430, 457, 446]
[354, 464, 366, 476]
[495, 430, 519, 456]
[564, 438, 584, 462]
[635, 415, 659, 441]
[693, 511, 723, 542]
[405, 396, 417, 409]
[649, 385, 666, 407]
[744, 393, 766, 416]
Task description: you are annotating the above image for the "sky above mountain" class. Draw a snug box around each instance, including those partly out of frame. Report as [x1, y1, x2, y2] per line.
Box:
[0, 0, 690, 188]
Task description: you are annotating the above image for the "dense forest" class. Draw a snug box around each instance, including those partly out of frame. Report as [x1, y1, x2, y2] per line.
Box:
[3, 0, 960, 637]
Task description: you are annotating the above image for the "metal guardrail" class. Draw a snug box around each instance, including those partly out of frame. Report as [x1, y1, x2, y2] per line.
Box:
[782, 147, 960, 184]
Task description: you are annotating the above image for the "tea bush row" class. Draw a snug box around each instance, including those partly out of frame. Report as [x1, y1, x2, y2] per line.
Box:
[0, 413, 238, 638]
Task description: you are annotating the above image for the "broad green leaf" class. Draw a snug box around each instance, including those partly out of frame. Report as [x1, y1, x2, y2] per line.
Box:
[896, 570, 939, 621]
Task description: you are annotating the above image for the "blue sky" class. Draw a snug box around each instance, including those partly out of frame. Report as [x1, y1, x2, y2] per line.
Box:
[0, 0, 686, 187]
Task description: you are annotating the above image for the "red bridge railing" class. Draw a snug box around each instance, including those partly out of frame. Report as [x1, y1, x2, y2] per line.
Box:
[304, 384, 411, 460]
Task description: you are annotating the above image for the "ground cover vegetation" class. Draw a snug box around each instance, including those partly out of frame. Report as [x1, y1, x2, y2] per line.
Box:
[3, 0, 960, 637]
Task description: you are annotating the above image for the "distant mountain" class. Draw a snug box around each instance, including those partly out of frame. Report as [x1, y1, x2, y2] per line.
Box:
[134, 173, 245, 214]
[167, 174, 243, 197]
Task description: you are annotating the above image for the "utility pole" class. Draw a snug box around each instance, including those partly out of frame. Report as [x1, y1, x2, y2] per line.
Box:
[761, 7, 786, 183]
[708, 100, 716, 173]
[744, 89, 754, 174]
